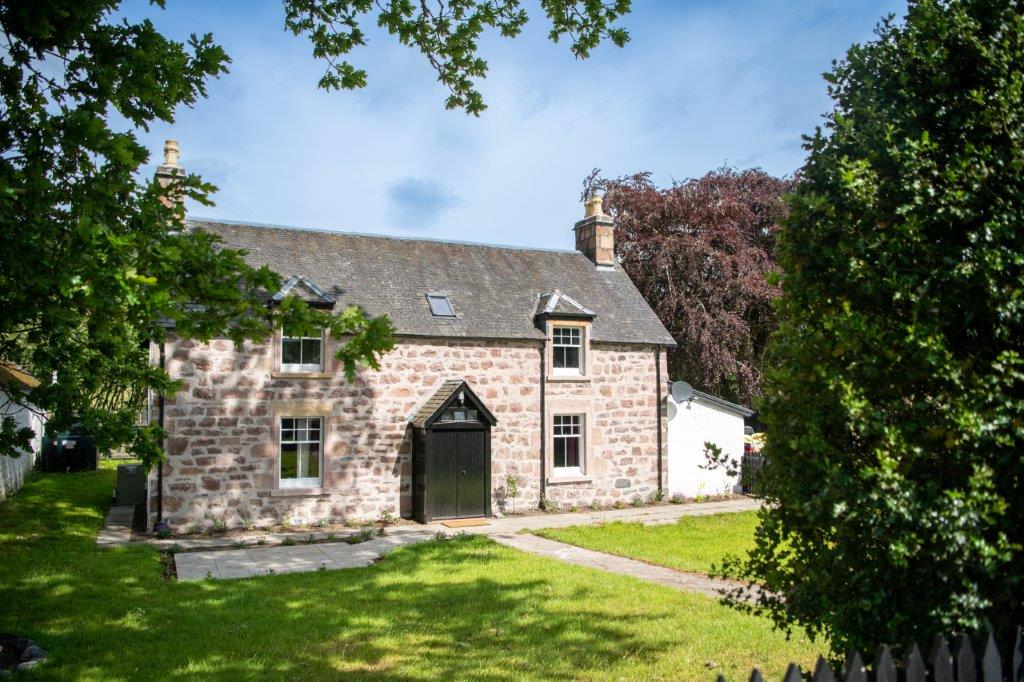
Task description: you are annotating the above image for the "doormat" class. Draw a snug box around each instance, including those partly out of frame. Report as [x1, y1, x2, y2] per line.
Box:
[440, 519, 490, 528]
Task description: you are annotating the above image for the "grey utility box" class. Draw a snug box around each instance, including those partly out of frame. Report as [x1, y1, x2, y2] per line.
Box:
[116, 464, 147, 506]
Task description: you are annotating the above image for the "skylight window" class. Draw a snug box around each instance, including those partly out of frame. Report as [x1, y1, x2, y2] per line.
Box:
[427, 294, 455, 317]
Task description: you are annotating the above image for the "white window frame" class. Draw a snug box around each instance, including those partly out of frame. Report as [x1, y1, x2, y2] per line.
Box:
[552, 414, 584, 476]
[279, 417, 323, 489]
[280, 327, 323, 373]
[551, 326, 583, 376]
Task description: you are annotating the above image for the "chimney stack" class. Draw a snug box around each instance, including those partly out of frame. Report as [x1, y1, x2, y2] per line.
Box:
[155, 140, 183, 208]
[574, 193, 615, 267]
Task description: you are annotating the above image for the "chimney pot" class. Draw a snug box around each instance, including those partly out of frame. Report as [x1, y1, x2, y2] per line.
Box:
[573, 195, 615, 267]
[163, 140, 180, 168]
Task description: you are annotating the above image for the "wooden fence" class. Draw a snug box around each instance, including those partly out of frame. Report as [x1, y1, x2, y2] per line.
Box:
[727, 630, 1023, 682]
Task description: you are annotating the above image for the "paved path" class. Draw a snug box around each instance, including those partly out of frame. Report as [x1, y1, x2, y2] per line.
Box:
[172, 498, 760, 582]
[489, 533, 742, 598]
[96, 505, 134, 547]
[138, 497, 759, 552]
[175, 531, 436, 580]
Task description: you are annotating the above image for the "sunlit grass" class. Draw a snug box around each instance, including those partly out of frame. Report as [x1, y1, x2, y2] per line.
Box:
[534, 511, 760, 576]
[0, 468, 818, 680]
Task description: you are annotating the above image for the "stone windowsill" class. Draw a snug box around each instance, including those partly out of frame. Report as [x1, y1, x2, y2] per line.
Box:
[546, 475, 594, 485]
[546, 374, 591, 383]
[270, 488, 330, 498]
[270, 371, 333, 380]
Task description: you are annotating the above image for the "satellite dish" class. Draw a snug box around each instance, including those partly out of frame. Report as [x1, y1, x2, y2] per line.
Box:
[666, 400, 678, 421]
[670, 381, 694, 403]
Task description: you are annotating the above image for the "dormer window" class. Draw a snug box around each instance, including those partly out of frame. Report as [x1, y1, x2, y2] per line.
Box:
[427, 294, 455, 317]
[552, 326, 583, 375]
[281, 324, 323, 372]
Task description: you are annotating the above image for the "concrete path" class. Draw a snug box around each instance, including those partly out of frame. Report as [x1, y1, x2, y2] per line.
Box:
[172, 497, 760, 582]
[175, 531, 436, 580]
[139, 497, 760, 553]
[489, 533, 742, 599]
[96, 505, 134, 547]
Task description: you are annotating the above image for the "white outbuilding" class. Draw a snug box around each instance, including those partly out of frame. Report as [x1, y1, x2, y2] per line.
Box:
[666, 381, 753, 498]
[0, 361, 45, 501]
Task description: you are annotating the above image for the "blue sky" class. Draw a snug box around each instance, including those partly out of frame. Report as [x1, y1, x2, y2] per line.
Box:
[125, 0, 904, 250]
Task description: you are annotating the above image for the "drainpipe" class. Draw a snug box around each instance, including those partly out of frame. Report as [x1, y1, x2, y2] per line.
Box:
[655, 345, 664, 497]
[539, 340, 547, 506]
[157, 340, 165, 524]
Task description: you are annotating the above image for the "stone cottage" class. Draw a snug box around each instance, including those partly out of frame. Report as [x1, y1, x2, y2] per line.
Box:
[148, 143, 675, 531]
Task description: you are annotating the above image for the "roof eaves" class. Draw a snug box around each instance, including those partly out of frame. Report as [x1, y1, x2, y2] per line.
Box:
[692, 389, 754, 417]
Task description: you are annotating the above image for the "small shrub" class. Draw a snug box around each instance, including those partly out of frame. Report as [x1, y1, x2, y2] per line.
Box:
[256, 536, 267, 545]
[326, 532, 337, 542]
[434, 530, 448, 541]
[345, 527, 376, 545]
[241, 516, 254, 531]
[631, 496, 644, 507]
[232, 540, 245, 549]
[540, 497, 559, 513]
[670, 493, 685, 504]
[306, 534, 315, 544]
[504, 473, 522, 513]
[186, 524, 201, 536]
[379, 509, 397, 526]
[314, 518, 330, 529]
[155, 527, 172, 540]
[211, 518, 228, 534]
[569, 504, 579, 513]
[613, 500, 625, 510]
[650, 490, 665, 503]
[588, 500, 600, 511]
[281, 537, 296, 547]
[280, 518, 294, 529]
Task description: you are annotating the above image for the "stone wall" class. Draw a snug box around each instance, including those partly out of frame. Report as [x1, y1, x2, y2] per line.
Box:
[148, 335, 667, 531]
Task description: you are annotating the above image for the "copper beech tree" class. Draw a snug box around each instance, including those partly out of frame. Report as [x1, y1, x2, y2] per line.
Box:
[583, 168, 793, 404]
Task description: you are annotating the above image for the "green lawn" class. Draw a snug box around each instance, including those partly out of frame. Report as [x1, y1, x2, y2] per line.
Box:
[0, 468, 819, 680]
[533, 511, 760, 575]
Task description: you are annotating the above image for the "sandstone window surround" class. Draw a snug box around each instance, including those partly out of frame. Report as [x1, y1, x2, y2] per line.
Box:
[545, 399, 594, 484]
[545, 320, 591, 382]
[271, 327, 333, 379]
[270, 401, 333, 497]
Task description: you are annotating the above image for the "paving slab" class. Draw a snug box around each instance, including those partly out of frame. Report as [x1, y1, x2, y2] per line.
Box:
[490, 533, 745, 599]
[174, 552, 219, 580]
[95, 505, 135, 547]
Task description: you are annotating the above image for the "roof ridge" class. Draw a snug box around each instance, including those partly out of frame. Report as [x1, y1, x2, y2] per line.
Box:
[188, 216, 584, 257]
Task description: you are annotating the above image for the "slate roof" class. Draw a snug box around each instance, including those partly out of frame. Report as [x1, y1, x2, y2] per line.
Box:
[534, 290, 596, 319]
[409, 379, 496, 428]
[190, 218, 675, 346]
[692, 388, 754, 417]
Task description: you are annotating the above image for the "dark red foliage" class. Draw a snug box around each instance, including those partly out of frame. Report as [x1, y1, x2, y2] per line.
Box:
[584, 167, 793, 404]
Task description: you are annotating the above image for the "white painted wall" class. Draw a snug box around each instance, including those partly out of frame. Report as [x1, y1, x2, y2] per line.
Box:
[666, 393, 746, 498]
[1, 387, 45, 501]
